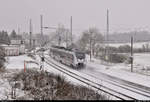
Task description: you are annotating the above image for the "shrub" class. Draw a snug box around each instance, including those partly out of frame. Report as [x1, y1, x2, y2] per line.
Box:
[11, 69, 109, 100]
[100, 53, 128, 63]
[0, 46, 6, 71]
[27, 53, 36, 60]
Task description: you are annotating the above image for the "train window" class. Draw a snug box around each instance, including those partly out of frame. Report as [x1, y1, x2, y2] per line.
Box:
[67, 54, 73, 61]
[60, 54, 65, 58]
[67, 54, 72, 59]
[71, 55, 74, 61]
[75, 52, 85, 59]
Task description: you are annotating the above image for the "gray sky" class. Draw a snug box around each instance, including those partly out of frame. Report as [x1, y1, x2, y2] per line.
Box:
[0, 0, 150, 35]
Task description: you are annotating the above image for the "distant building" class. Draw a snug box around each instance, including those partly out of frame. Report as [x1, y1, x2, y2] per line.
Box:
[0, 44, 19, 56]
[10, 38, 25, 54]
[0, 38, 25, 56]
[10, 37, 24, 45]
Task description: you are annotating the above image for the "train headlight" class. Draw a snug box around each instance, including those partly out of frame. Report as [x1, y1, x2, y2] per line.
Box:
[77, 59, 84, 63]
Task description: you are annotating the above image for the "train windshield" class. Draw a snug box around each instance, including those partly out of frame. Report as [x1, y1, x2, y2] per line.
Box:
[75, 52, 85, 59]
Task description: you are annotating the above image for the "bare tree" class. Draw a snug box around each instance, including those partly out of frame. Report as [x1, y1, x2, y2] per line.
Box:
[77, 27, 103, 56]
[51, 24, 71, 47]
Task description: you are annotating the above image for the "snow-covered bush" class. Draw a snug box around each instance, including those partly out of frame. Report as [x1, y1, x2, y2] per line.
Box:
[100, 53, 128, 63]
[0, 46, 6, 71]
[27, 53, 36, 60]
[11, 69, 109, 100]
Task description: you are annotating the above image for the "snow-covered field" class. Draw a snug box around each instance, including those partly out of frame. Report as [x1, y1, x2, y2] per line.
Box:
[0, 69, 28, 100]
[109, 41, 150, 48]
[0, 71, 13, 100]
[0, 55, 39, 100]
[5, 55, 39, 69]
[134, 53, 150, 69]
[86, 53, 150, 88]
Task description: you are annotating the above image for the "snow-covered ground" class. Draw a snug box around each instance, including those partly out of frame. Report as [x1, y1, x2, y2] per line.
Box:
[134, 53, 150, 69]
[1, 51, 150, 100]
[85, 53, 150, 88]
[5, 55, 39, 69]
[43, 53, 150, 100]
[0, 55, 40, 100]
[109, 41, 150, 48]
[0, 69, 27, 100]
[0, 72, 12, 100]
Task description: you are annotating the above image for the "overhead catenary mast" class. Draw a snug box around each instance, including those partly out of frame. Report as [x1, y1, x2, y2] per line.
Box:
[40, 15, 43, 36]
[40, 15, 45, 46]
[29, 19, 32, 49]
[106, 9, 109, 61]
[66, 29, 68, 48]
[70, 16, 73, 46]
[131, 36, 133, 72]
[40, 15, 44, 70]
[18, 27, 20, 35]
[107, 9, 109, 46]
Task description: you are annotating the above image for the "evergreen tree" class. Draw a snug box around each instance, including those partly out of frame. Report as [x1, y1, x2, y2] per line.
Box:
[10, 30, 17, 38]
[0, 30, 10, 44]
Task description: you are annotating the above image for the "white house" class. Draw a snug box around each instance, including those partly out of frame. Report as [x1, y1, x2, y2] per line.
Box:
[0, 38, 25, 56]
[0, 44, 19, 56]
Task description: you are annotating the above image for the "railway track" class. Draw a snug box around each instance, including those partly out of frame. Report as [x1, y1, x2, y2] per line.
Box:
[82, 68, 150, 95]
[39, 55, 140, 100]
[81, 69, 150, 99]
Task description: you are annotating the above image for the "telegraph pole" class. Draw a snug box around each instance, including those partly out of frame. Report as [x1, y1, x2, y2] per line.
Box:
[66, 30, 68, 48]
[70, 16, 73, 46]
[58, 35, 61, 46]
[18, 28, 20, 35]
[40, 15, 44, 71]
[40, 15, 44, 46]
[107, 10, 109, 43]
[29, 19, 32, 49]
[40, 15, 43, 36]
[131, 36, 133, 72]
[105, 9, 109, 62]
[90, 36, 92, 61]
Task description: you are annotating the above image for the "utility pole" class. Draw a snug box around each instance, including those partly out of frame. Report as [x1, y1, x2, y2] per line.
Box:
[58, 35, 61, 46]
[40, 15, 44, 71]
[70, 16, 73, 46]
[90, 35, 92, 61]
[57, 26, 61, 46]
[41, 15, 43, 36]
[105, 9, 109, 62]
[33, 39, 36, 54]
[66, 30, 68, 48]
[29, 19, 32, 49]
[40, 15, 44, 46]
[18, 28, 20, 35]
[131, 36, 133, 72]
[107, 10, 109, 43]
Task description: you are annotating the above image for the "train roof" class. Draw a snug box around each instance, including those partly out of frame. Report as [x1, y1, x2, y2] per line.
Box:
[51, 45, 85, 54]
[51, 45, 72, 51]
